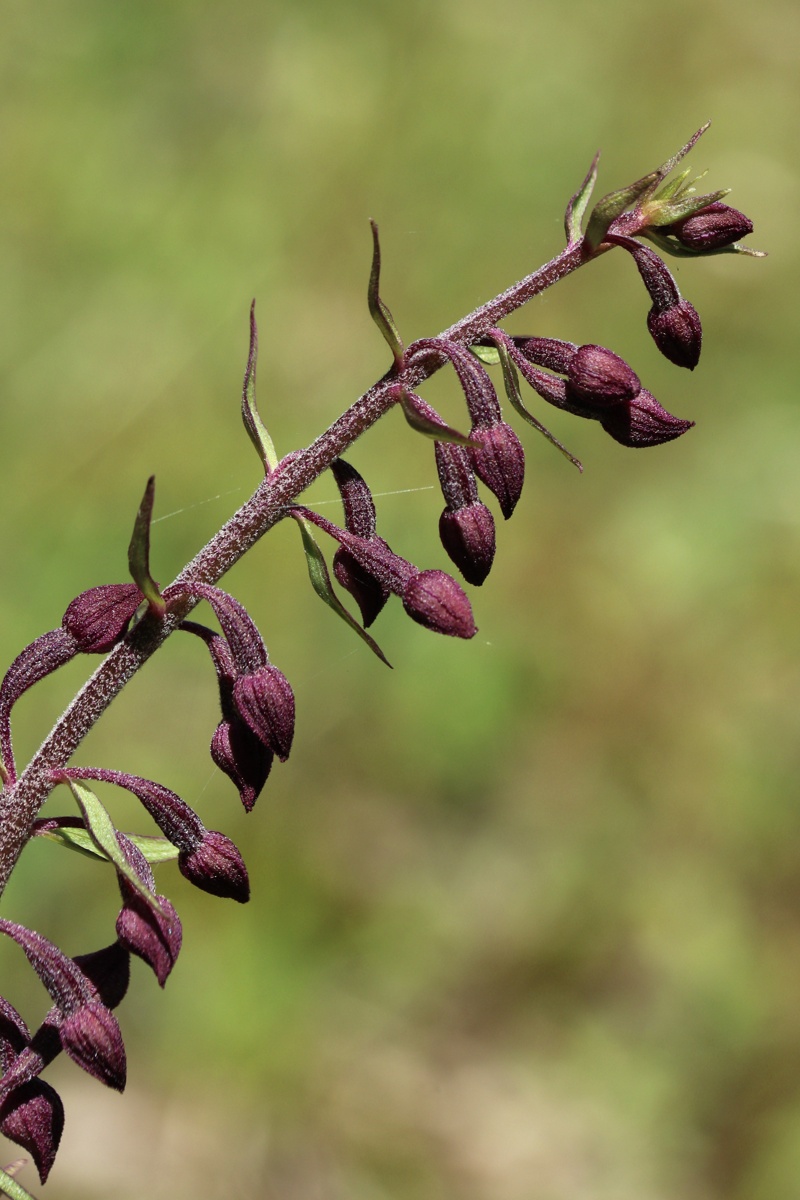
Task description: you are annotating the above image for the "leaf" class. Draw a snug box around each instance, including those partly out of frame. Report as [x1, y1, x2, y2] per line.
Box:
[493, 339, 583, 472]
[38, 824, 179, 865]
[367, 220, 404, 366]
[127, 477, 166, 617]
[241, 300, 279, 473]
[292, 514, 391, 668]
[469, 344, 500, 366]
[62, 778, 167, 913]
[0, 1164, 38, 1200]
[564, 150, 600, 245]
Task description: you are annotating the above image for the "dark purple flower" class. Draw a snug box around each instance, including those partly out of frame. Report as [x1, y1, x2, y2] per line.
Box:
[646, 300, 703, 370]
[59, 1001, 126, 1092]
[566, 344, 641, 407]
[62, 584, 144, 653]
[469, 421, 525, 520]
[179, 830, 250, 904]
[114, 834, 182, 988]
[0, 1078, 64, 1182]
[233, 664, 295, 762]
[439, 503, 496, 586]
[667, 201, 754, 251]
[599, 387, 695, 447]
[210, 717, 274, 812]
[402, 570, 476, 639]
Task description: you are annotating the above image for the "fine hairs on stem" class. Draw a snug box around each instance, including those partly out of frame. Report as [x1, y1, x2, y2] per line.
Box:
[0, 126, 762, 1195]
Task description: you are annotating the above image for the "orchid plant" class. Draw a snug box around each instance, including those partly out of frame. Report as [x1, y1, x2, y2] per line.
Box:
[0, 124, 761, 1198]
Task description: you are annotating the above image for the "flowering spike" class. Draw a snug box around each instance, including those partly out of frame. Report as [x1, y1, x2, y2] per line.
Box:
[368, 220, 404, 367]
[127, 477, 165, 617]
[241, 300, 279, 473]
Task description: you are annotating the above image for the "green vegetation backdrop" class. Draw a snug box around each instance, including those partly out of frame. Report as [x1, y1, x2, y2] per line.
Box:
[0, 1, 796, 1197]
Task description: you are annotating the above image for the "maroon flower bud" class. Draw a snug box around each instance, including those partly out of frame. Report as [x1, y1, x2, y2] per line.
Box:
[62, 583, 143, 653]
[402, 569, 476, 639]
[667, 201, 754, 251]
[330, 458, 378, 539]
[233, 664, 295, 761]
[0, 629, 80, 783]
[599, 388, 694, 448]
[59, 1001, 126, 1092]
[510, 336, 578, 375]
[114, 835, 182, 987]
[566, 344, 641, 407]
[646, 299, 703, 370]
[0, 1078, 64, 1183]
[179, 830, 250, 904]
[116, 895, 181, 987]
[469, 421, 525, 519]
[211, 717, 274, 812]
[439, 503, 496, 586]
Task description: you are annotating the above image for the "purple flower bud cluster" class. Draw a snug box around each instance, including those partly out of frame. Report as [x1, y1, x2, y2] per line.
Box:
[0, 128, 760, 1185]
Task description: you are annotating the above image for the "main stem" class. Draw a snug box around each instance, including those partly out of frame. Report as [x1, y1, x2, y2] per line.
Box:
[0, 237, 594, 896]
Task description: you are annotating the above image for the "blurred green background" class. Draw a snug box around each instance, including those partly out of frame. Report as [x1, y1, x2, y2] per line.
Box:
[0, 1, 796, 1197]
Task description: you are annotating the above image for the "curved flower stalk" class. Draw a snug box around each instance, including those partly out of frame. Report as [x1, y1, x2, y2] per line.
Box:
[0, 125, 761, 1191]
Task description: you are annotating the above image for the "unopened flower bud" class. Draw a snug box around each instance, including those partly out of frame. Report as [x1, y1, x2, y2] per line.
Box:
[210, 718, 273, 812]
[62, 584, 143, 653]
[599, 388, 694, 448]
[566, 344, 640, 407]
[233, 664, 295, 761]
[179, 830, 250, 904]
[59, 1001, 126, 1092]
[469, 422, 525, 520]
[439, 503, 496, 586]
[668, 201, 753, 251]
[402, 570, 476, 639]
[647, 300, 702, 370]
[0, 1079, 64, 1183]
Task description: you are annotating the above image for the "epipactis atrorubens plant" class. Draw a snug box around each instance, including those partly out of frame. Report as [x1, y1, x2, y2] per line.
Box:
[0, 125, 762, 1197]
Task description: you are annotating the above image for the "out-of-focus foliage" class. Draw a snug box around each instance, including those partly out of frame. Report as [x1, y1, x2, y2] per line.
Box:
[0, 0, 796, 1197]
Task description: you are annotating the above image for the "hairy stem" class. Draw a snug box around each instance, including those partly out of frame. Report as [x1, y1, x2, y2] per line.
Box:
[0, 236, 595, 897]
